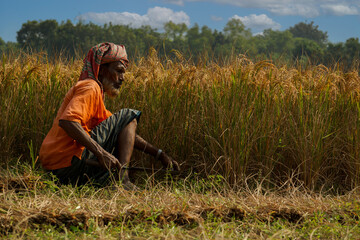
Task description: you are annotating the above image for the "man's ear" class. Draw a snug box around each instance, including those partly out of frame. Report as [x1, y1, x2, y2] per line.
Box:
[98, 64, 107, 80]
[99, 63, 110, 76]
[99, 65, 104, 76]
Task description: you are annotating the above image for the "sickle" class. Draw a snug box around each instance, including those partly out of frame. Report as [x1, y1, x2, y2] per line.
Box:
[86, 159, 179, 172]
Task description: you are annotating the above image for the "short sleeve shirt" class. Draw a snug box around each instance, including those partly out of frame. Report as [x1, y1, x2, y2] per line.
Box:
[39, 79, 112, 170]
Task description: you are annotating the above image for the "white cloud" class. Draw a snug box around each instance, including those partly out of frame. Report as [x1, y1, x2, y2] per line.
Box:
[211, 15, 223, 21]
[162, 0, 360, 17]
[231, 14, 281, 33]
[162, 0, 185, 5]
[321, 4, 359, 16]
[78, 7, 190, 30]
[268, 4, 320, 17]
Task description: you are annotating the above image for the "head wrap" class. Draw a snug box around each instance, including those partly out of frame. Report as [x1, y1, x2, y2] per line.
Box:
[79, 42, 128, 81]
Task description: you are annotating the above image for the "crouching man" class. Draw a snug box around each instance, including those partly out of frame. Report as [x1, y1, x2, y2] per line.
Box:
[39, 42, 180, 190]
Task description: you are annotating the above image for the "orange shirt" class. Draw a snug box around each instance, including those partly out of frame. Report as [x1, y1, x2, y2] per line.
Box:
[39, 79, 112, 170]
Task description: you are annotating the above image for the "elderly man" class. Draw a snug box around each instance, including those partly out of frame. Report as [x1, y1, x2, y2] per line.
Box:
[39, 42, 179, 190]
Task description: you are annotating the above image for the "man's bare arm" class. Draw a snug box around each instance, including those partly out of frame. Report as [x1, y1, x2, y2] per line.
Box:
[58, 119, 121, 170]
[135, 135, 180, 171]
[59, 120, 179, 171]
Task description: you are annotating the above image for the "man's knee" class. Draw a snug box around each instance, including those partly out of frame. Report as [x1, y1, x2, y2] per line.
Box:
[117, 118, 137, 144]
[118, 119, 137, 138]
[127, 118, 137, 129]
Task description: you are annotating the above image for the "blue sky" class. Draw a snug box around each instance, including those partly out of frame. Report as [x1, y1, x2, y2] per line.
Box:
[1, 0, 359, 43]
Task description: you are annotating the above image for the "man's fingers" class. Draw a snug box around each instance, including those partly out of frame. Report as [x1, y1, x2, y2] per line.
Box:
[172, 161, 180, 171]
[159, 153, 180, 171]
[116, 160, 122, 170]
[110, 155, 122, 170]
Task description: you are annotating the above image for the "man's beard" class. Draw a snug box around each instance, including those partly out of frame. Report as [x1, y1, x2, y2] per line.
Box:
[102, 77, 120, 98]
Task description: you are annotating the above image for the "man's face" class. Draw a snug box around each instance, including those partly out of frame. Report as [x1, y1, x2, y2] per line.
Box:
[99, 61, 126, 97]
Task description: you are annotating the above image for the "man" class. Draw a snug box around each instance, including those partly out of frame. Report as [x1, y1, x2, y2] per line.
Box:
[39, 42, 180, 190]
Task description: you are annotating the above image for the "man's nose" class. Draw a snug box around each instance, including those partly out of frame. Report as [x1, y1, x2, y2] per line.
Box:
[118, 73, 124, 81]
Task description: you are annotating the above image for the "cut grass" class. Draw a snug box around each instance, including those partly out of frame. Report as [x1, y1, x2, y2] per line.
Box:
[1, 166, 360, 239]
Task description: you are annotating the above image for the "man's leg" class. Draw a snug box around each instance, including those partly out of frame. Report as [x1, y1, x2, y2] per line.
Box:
[117, 118, 137, 184]
[81, 109, 141, 188]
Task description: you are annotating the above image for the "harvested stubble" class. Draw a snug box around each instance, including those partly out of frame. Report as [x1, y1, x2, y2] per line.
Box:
[1, 174, 360, 238]
[1, 50, 360, 190]
[0, 205, 244, 234]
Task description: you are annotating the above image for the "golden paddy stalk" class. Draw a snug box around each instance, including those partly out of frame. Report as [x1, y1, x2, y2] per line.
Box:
[1, 50, 360, 190]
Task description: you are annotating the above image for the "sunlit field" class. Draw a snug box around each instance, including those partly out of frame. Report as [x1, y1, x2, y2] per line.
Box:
[1, 51, 360, 238]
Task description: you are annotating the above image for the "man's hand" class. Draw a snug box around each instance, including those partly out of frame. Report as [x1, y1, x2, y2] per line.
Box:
[134, 134, 180, 171]
[97, 150, 122, 170]
[159, 152, 180, 171]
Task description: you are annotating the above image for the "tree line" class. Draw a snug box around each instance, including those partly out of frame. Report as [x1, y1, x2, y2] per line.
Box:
[1, 19, 359, 69]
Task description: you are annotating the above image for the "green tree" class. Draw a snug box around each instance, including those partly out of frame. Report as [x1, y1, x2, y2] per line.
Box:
[344, 37, 360, 69]
[14, 17, 358, 68]
[258, 29, 294, 58]
[38, 20, 58, 53]
[17, 20, 41, 50]
[345, 38, 360, 59]
[288, 21, 328, 45]
[324, 42, 344, 65]
[164, 21, 188, 41]
[0, 38, 19, 54]
[223, 19, 252, 55]
[223, 18, 251, 40]
[17, 20, 57, 51]
[292, 38, 324, 64]
[186, 24, 202, 56]
[5, 42, 19, 52]
[0, 37, 5, 54]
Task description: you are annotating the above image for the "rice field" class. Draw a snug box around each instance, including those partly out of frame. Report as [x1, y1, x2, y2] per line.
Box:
[1, 51, 360, 238]
[2, 50, 360, 189]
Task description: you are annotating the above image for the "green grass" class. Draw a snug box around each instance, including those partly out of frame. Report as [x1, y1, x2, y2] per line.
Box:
[1, 166, 360, 239]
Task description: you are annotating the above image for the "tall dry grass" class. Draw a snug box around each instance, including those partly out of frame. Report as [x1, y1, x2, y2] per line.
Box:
[1, 49, 360, 190]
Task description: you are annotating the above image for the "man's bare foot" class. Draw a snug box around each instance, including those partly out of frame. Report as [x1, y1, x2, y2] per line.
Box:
[109, 181, 138, 191]
[122, 181, 138, 191]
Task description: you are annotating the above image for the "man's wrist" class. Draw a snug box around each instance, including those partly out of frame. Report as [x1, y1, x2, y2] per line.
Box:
[155, 149, 162, 160]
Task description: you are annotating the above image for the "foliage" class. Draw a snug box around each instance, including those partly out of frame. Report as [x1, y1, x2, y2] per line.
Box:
[288, 21, 328, 45]
[292, 38, 324, 65]
[1, 19, 358, 70]
[255, 29, 294, 60]
[164, 21, 188, 41]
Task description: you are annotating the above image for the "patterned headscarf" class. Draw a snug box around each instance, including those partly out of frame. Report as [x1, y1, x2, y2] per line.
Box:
[79, 42, 128, 81]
